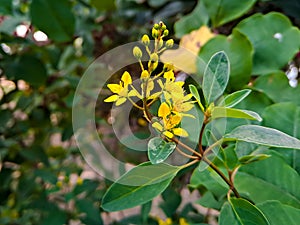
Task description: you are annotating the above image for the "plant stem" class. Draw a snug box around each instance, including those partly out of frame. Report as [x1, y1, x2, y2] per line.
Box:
[198, 122, 207, 155]
[172, 137, 202, 158]
[203, 157, 240, 198]
[175, 146, 199, 159]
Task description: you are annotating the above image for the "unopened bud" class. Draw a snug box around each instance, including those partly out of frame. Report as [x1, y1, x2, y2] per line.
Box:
[165, 39, 174, 48]
[158, 39, 163, 49]
[141, 34, 150, 46]
[152, 28, 159, 38]
[150, 53, 159, 62]
[163, 29, 169, 36]
[141, 70, 150, 79]
[133, 46, 142, 59]
[161, 24, 167, 30]
[153, 23, 160, 30]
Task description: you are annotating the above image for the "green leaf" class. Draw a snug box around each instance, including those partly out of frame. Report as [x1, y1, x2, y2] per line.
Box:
[219, 89, 252, 108]
[148, 137, 176, 164]
[212, 107, 262, 121]
[199, 30, 253, 90]
[189, 165, 228, 198]
[219, 198, 270, 225]
[76, 199, 103, 225]
[236, 12, 300, 74]
[101, 162, 180, 211]
[262, 102, 300, 172]
[225, 125, 300, 149]
[30, 0, 75, 43]
[141, 201, 152, 224]
[174, 1, 209, 38]
[254, 72, 300, 106]
[239, 154, 270, 165]
[0, 0, 12, 15]
[196, 191, 224, 210]
[203, 0, 256, 27]
[235, 152, 300, 207]
[257, 201, 300, 225]
[202, 51, 229, 105]
[5, 55, 47, 86]
[189, 84, 204, 111]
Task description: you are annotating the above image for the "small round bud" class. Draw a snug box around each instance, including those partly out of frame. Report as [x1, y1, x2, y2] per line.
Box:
[161, 24, 167, 30]
[153, 23, 160, 30]
[158, 39, 163, 49]
[141, 34, 150, 46]
[133, 46, 142, 59]
[150, 53, 159, 62]
[152, 28, 159, 38]
[141, 70, 150, 79]
[165, 39, 174, 48]
[163, 29, 169, 36]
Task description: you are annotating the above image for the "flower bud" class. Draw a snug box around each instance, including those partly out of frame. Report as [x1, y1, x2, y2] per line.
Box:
[163, 29, 169, 36]
[161, 24, 167, 30]
[152, 28, 159, 38]
[150, 53, 159, 62]
[153, 23, 160, 30]
[158, 39, 163, 49]
[141, 70, 150, 79]
[141, 34, 150, 46]
[165, 39, 174, 48]
[133, 46, 142, 59]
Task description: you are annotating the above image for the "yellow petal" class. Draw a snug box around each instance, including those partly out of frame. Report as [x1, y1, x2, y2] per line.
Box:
[121, 71, 132, 86]
[172, 128, 188, 137]
[170, 114, 182, 126]
[141, 70, 150, 79]
[163, 71, 175, 81]
[152, 122, 163, 132]
[104, 95, 119, 102]
[128, 89, 141, 98]
[175, 81, 184, 87]
[115, 97, 127, 106]
[158, 102, 171, 118]
[163, 130, 174, 139]
[107, 84, 122, 94]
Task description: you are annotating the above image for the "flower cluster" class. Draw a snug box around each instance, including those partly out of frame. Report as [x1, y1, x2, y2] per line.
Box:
[104, 22, 194, 139]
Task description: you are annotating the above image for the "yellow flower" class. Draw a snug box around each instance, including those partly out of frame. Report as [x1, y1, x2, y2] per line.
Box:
[179, 218, 189, 225]
[157, 70, 194, 115]
[157, 218, 173, 225]
[152, 102, 189, 138]
[104, 71, 137, 106]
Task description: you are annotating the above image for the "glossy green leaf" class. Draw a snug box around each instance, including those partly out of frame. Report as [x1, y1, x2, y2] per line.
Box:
[236, 12, 300, 74]
[262, 102, 300, 172]
[174, 1, 209, 38]
[254, 72, 300, 106]
[189, 84, 204, 111]
[148, 137, 176, 164]
[199, 30, 252, 90]
[30, 0, 75, 42]
[225, 125, 300, 149]
[239, 154, 270, 164]
[219, 198, 270, 225]
[196, 191, 224, 210]
[235, 152, 300, 207]
[212, 107, 262, 121]
[257, 201, 300, 225]
[102, 162, 180, 211]
[202, 0, 256, 27]
[202, 51, 229, 105]
[220, 89, 252, 108]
